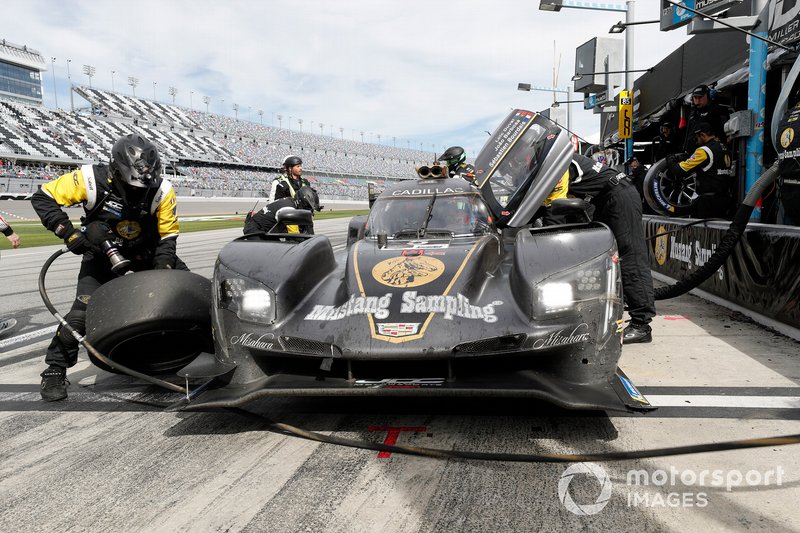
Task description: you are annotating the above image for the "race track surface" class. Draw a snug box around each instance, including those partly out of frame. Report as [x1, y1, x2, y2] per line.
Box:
[1, 219, 799, 532]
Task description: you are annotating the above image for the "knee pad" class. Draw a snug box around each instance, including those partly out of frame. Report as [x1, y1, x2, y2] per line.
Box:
[57, 308, 86, 349]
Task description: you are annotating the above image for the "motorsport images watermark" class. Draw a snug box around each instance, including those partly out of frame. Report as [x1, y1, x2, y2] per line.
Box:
[558, 463, 785, 515]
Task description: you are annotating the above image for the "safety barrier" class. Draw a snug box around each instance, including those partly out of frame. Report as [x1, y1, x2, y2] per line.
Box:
[644, 215, 800, 332]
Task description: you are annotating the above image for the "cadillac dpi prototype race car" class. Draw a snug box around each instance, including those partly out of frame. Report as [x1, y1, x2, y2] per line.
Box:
[87, 109, 652, 412]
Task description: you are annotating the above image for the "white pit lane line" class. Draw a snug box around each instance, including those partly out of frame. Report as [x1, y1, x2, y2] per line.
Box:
[646, 395, 800, 409]
[0, 325, 58, 352]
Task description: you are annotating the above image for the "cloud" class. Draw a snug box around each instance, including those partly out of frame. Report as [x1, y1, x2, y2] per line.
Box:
[3, 0, 690, 155]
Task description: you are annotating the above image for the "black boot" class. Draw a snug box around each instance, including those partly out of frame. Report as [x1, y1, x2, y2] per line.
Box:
[40, 366, 69, 401]
[622, 323, 652, 344]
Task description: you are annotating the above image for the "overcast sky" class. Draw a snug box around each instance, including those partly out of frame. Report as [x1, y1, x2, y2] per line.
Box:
[5, 0, 690, 157]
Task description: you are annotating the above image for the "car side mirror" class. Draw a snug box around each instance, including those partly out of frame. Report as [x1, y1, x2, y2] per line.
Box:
[275, 207, 313, 226]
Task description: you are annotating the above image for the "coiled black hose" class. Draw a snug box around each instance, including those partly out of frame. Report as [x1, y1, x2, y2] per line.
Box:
[654, 162, 780, 300]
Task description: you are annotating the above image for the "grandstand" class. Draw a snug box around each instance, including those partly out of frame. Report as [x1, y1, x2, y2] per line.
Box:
[0, 78, 444, 201]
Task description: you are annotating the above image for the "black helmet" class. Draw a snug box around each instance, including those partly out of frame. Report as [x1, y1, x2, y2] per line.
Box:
[110, 134, 162, 188]
[295, 185, 320, 211]
[283, 155, 303, 169]
[438, 146, 466, 172]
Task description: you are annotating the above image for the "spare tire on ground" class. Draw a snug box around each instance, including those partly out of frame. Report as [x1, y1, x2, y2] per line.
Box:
[643, 157, 696, 217]
[85, 270, 213, 374]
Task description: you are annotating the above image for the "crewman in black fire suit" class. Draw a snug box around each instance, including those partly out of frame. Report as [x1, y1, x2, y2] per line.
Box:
[548, 153, 657, 343]
[439, 146, 476, 180]
[269, 155, 311, 201]
[32, 134, 186, 401]
[244, 185, 320, 235]
[668, 122, 734, 219]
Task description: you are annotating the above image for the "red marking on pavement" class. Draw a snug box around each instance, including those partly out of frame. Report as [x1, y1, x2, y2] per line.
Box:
[368, 426, 427, 458]
[663, 316, 688, 321]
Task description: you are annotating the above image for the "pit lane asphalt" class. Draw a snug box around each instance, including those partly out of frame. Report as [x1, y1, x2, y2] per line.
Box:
[1, 219, 799, 532]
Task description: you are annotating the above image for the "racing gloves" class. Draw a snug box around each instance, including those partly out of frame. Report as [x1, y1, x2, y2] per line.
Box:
[152, 237, 178, 270]
[55, 221, 92, 255]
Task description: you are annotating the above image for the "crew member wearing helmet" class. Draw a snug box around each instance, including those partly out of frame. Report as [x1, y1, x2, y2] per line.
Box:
[30, 134, 186, 401]
[244, 185, 321, 235]
[438, 146, 475, 180]
[270, 155, 311, 201]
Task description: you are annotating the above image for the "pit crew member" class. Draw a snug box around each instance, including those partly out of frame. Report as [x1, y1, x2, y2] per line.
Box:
[546, 153, 656, 344]
[31, 134, 186, 401]
[0, 214, 21, 248]
[269, 155, 311, 201]
[439, 146, 475, 180]
[668, 122, 733, 219]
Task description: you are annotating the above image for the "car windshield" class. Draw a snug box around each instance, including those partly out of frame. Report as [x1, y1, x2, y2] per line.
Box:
[366, 193, 493, 239]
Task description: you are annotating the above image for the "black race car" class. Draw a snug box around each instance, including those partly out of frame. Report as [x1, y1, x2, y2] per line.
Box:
[86, 110, 652, 412]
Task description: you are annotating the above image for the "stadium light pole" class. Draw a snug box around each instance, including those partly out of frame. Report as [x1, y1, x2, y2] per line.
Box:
[319, 122, 324, 135]
[538, 0, 635, 161]
[222, 99, 226, 115]
[288, 115, 293, 130]
[128, 77, 138, 97]
[277, 114, 283, 128]
[258, 109, 263, 125]
[50, 57, 58, 109]
[233, 103, 239, 121]
[360, 131, 364, 143]
[168, 86, 177, 105]
[152, 81, 157, 100]
[190, 90, 194, 110]
[393, 136, 396, 147]
[202, 95, 210, 113]
[82, 65, 95, 88]
[298, 118, 303, 132]
[517, 83, 571, 133]
[111, 70, 116, 92]
[377, 134, 381, 145]
[339, 127, 344, 139]
[67, 59, 73, 112]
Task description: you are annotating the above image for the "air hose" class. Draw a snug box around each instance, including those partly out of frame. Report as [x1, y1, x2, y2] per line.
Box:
[653, 162, 780, 301]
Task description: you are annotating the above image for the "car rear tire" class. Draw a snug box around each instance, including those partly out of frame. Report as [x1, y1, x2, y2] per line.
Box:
[85, 270, 213, 374]
[643, 158, 696, 217]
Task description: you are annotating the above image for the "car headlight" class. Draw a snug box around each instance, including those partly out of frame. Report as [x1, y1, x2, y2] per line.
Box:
[534, 251, 620, 320]
[218, 275, 276, 324]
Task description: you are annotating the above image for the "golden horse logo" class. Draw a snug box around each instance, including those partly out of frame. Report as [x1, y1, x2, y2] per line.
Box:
[372, 255, 445, 288]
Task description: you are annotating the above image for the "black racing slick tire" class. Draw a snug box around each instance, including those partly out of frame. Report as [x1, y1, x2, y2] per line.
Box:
[643, 158, 696, 217]
[85, 270, 213, 374]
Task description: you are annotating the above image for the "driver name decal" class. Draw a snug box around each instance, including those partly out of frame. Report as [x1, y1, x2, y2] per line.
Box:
[372, 255, 445, 288]
[532, 323, 591, 349]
